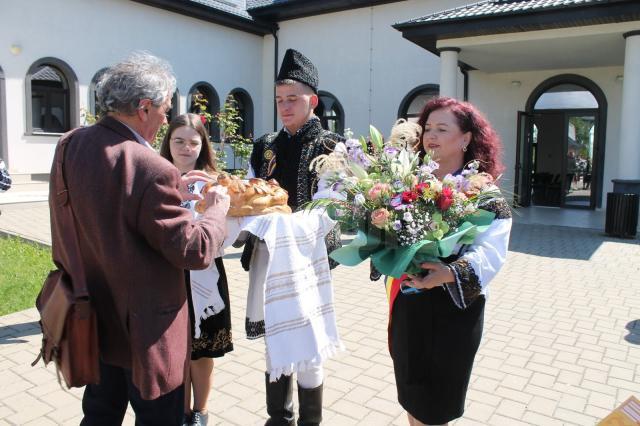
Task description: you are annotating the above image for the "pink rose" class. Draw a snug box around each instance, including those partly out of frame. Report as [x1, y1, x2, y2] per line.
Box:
[370, 208, 391, 229]
[368, 183, 390, 201]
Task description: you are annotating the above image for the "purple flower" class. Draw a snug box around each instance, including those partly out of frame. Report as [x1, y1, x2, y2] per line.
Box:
[420, 160, 440, 176]
[345, 138, 361, 150]
[355, 151, 372, 168]
[383, 146, 399, 158]
[390, 194, 403, 208]
[392, 220, 403, 231]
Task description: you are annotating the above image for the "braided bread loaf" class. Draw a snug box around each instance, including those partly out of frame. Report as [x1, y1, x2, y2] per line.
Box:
[195, 173, 292, 217]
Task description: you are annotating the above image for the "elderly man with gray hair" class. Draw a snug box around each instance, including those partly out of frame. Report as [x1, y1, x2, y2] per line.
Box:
[48, 51, 229, 425]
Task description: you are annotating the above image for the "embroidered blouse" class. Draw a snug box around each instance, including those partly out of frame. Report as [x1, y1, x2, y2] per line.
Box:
[443, 189, 512, 310]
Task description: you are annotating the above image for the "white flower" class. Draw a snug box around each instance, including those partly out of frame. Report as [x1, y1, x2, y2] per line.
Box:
[403, 212, 413, 222]
[354, 193, 366, 205]
[344, 128, 354, 139]
[333, 142, 347, 155]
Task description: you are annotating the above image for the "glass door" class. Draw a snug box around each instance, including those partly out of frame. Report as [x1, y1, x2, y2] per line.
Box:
[514, 111, 533, 207]
[562, 113, 597, 208]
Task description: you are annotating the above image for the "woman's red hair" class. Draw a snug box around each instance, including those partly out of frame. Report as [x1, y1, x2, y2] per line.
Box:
[416, 97, 504, 179]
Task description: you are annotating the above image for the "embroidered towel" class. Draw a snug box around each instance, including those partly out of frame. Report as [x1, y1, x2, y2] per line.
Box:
[189, 181, 225, 338]
[231, 210, 344, 381]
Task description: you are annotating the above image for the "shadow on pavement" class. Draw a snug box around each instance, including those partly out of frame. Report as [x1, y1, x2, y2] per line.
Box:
[508, 223, 639, 260]
[625, 320, 640, 345]
[0, 321, 41, 344]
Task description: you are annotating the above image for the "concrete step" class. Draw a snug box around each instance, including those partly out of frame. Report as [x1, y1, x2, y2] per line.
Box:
[1, 174, 48, 204]
[10, 181, 49, 192]
[6, 173, 49, 193]
[8, 173, 49, 184]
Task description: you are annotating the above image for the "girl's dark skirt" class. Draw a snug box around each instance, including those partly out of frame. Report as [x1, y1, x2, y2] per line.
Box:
[390, 287, 485, 424]
[185, 258, 233, 360]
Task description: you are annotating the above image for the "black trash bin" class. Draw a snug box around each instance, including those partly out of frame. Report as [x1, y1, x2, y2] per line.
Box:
[605, 193, 639, 238]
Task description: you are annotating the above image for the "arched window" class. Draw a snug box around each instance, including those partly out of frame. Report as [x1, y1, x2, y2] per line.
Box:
[397, 84, 439, 122]
[26, 57, 78, 134]
[168, 90, 179, 123]
[314, 91, 344, 134]
[228, 88, 254, 139]
[188, 82, 219, 141]
[89, 67, 108, 119]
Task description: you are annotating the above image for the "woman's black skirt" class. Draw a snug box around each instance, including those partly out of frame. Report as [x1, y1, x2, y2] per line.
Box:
[389, 286, 485, 424]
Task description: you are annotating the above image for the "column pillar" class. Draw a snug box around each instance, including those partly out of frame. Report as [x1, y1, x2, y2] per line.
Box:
[618, 31, 640, 182]
[439, 47, 460, 99]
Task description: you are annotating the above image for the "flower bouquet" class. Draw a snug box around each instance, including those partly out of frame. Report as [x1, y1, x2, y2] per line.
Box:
[307, 126, 499, 279]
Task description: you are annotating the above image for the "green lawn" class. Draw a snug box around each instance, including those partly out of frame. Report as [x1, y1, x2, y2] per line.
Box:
[0, 236, 54, 316]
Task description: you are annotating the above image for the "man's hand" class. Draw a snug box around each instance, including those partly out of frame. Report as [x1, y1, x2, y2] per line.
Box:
[202, 185, 230, 216]
[179, 170, 214, 202]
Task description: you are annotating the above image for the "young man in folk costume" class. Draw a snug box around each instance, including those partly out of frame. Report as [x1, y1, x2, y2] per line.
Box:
[244, 48, 344, 426]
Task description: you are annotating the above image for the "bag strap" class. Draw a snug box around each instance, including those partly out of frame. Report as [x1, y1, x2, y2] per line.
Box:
[53, 129, 90, 299]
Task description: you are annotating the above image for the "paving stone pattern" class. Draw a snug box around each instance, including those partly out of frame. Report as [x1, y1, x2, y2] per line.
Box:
[1, 202, 639, 425]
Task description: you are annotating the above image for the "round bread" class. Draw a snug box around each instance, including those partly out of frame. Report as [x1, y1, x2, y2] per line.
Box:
[227, 203, 292, 217]
[195, 173, 291, 217]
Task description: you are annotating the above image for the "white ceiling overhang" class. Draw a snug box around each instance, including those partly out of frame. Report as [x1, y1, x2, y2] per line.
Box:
[437, 21, 640, 73]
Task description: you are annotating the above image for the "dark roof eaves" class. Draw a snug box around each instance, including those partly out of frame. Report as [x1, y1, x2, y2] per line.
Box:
[392, 0, 633, 29]
[395, 1, 640, 54]
[395, 1, 640, 33]
[130, 0, 276, 35]
[247, 0, 403, 22]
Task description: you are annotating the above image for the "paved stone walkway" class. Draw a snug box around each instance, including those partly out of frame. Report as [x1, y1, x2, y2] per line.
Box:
[1, 202, 639, 425]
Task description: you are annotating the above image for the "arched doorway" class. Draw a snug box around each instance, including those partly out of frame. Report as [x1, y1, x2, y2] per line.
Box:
[516, 75, 606, 209]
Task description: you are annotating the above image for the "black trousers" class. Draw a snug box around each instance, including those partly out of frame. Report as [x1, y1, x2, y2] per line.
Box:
[81, 361, 184, 426]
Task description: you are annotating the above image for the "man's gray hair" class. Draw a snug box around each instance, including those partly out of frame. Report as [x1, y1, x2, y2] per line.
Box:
[96, 51, 176, 115]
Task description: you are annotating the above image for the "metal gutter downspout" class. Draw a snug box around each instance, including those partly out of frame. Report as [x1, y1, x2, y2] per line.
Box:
[461, 65, 469, 101]
[272, 25, 279, 132]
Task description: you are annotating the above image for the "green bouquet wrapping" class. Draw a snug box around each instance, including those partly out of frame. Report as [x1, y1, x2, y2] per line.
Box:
[329, 208, 495, 278]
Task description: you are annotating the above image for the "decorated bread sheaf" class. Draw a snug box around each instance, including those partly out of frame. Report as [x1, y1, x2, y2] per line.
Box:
[195, 173, 292, 217]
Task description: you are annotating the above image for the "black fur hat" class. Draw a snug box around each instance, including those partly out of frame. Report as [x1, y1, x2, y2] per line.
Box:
[276, 49, 318, 93]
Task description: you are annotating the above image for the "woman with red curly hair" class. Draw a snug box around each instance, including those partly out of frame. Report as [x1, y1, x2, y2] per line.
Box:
[388, 97, 512, 425]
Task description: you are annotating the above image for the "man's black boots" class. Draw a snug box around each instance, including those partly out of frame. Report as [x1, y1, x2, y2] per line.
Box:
[265, 373, 295, 426]
[297, 383, 323, 426]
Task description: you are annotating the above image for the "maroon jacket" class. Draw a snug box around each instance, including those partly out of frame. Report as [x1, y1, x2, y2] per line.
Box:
[49, 116, 226, 399]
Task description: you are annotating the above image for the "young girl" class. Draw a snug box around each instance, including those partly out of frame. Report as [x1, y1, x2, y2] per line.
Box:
[160, 113, 233, 426]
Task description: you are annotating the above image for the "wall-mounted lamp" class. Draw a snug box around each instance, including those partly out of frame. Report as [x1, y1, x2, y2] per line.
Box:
[511, 80, 521, 87]
[616, 75, 624, 83]
[9, 44, 22, 55]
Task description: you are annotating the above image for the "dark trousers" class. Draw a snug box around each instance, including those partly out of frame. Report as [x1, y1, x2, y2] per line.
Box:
[81, 361, 184, 426]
